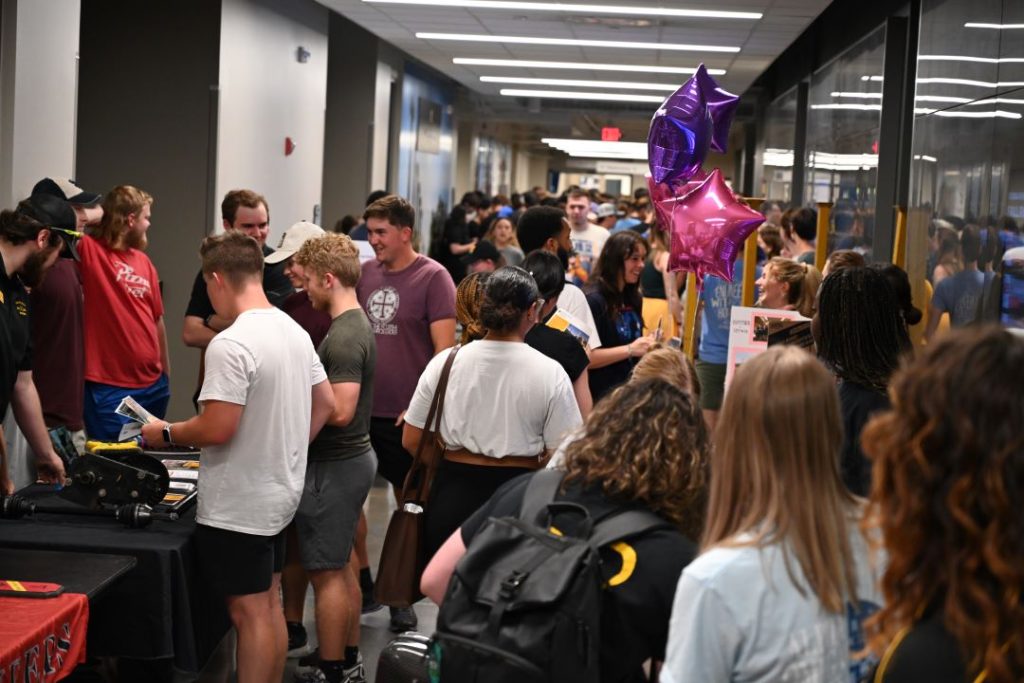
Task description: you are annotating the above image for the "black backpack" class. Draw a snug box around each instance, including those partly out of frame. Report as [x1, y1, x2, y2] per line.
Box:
[432, 469, 670, 682]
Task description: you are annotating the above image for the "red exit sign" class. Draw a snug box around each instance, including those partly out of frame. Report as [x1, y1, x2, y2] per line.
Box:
[601, 127, 622, 142]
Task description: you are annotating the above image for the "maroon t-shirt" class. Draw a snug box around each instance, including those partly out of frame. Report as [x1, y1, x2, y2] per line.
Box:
[356, 255, 456, 418]
[282, 290, 331, 348]
[30, 259, 84, 430]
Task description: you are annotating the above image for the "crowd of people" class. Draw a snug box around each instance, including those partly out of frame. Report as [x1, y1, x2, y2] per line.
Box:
[1, 178, 1021, 683]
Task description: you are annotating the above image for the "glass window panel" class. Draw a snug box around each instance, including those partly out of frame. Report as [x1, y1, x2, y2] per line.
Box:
[805, 25, 887, 257]
[755, 88, 797, 207]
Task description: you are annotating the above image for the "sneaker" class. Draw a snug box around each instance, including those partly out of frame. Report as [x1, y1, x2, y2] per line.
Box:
[294, 648, 319, 678]
[361, 592, 384, 614]
[389, 606, 418, 632]
[287, 622, 312, 658]
[293, 655, 365, 683]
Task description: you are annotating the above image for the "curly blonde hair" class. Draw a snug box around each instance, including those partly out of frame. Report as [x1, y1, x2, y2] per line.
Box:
[293, 233, 361, 287]
[562, 378, 708, 540]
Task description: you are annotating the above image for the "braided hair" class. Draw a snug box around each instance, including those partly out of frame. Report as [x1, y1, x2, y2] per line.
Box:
[816, 266, 911, 392]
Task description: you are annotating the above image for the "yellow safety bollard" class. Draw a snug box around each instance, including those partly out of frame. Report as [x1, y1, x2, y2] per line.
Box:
[741, 198, 766, 307]
[892, 206, 907, 270]
[815, 202, 833, 272]
[682, 272, 699, 360]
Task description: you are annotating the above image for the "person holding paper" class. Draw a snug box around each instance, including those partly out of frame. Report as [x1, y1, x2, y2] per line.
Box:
[142, 232, 334, 683]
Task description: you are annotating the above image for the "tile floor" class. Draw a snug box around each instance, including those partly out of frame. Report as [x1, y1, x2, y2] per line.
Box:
[193, 478, 437, 683]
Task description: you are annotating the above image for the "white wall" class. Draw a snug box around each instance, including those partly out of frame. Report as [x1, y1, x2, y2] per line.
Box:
[371, 59, 397, 193]
[0, 0, 80, 208]
[216, 0, 328, 242]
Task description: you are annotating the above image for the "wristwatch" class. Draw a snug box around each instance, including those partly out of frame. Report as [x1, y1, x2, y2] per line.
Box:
[163, 424, 174, 445]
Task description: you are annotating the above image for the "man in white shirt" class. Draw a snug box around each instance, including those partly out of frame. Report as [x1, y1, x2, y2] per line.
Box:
[565, 188, 609, 284]
[143, 232, 335, 683]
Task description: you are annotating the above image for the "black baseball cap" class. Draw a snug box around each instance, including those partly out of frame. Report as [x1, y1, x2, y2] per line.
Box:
[462, 239, 502, 266]
[31, 177, 102, 206]
[18, 194, 81, 260]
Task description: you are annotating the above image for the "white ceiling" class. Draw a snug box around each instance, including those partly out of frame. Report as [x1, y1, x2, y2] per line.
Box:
[315, 0, 833, 141]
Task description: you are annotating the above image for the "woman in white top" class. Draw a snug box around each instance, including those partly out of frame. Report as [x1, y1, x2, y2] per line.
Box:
[661, 345, 883, 683]
[403, 266, 583, 562]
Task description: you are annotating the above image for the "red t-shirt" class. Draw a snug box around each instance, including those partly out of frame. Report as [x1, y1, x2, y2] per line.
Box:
[79, 234, 165, 388]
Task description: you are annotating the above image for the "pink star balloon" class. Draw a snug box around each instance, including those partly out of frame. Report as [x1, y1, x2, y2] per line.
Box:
[666, 169, 764, 284]
[648, 170, 708, 231]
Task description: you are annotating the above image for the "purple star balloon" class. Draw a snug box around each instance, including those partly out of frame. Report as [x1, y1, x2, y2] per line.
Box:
[694, 64, 740, 154]
[667, 169, 764, 285]
[648, 71, 712, 185]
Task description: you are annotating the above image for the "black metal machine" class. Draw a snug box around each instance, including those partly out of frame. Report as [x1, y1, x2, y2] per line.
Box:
[0, 443, 178, 528]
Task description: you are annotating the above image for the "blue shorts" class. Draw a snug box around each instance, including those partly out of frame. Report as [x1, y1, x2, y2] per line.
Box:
[84, 374, 170, 442]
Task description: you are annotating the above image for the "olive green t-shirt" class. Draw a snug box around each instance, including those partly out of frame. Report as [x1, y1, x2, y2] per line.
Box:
[309, 308, 376, 461]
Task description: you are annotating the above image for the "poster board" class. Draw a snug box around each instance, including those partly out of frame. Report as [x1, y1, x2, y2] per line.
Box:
[724, 306, 810, 390]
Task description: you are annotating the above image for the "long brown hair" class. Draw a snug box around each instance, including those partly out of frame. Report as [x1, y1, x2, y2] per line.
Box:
[562, 378, 708, 540]
[92, 185, 152, 247]
[705, 345, 859, 613]
[863, 327, 1024, 681]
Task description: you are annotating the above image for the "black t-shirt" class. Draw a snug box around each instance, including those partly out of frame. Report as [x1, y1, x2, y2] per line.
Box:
[586, 289, 642, 402]
[876, 608, 970, 682]
[442, 219, 471, 282]
[525, 315, 589, 383]
[838, 380, 890, 496]
[461, 474, 697, 683]
[0, 251, 32, 418]
[184, 243, 294, 318]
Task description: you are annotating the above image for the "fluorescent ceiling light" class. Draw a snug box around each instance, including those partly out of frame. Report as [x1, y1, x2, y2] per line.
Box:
[501, 88, 665, 102]
[417, 32, 741, 52]
[763, 148, 880, 171]
[830, 91, 883, 99]
[455, 58, 725, 75]
[913, 155, 938, 162]
[542, 138, 648, 159]
[860, 76, 884, 82]
[482, 76, 678, 91]
[964, 22, 1024, 29]
[928, 109, 1022, 119]
[365, 0, 761, 19]
[811, 103, 882, 111]
[919, 54, 1024, 64]
[917, 77, 1024, 88]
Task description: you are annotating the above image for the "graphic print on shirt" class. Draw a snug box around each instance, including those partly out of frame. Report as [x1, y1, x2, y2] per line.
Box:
[366, 285, 400, 335]
[846, 599, 880, 682]
[573, 237, 596, 278]
[115, 260, 152, 299]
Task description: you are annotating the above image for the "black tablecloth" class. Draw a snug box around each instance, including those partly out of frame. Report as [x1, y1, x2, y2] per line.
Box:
[0, 490, 229, 674]
[0, 548, 136, 599]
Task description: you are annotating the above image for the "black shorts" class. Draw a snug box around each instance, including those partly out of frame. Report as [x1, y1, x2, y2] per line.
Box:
[370, 417, 412, 489]
[194, 524, 286, 597]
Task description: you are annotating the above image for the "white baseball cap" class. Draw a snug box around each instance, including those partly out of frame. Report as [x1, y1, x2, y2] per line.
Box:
[264, 221, 325, 264]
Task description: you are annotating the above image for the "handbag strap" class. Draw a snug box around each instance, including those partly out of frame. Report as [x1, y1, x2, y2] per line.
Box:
[401, 344, 461, 501]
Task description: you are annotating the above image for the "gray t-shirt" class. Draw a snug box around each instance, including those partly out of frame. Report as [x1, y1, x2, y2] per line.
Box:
[309, 308, 376, 461]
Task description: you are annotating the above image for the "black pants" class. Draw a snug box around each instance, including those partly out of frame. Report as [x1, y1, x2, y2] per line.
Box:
[423, 460, 534, 562]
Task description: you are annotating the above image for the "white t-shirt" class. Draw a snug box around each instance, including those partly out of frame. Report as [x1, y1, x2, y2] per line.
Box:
[405, 340, 582, 459]
[571, 223, 610, 278]
[661, 519, 883, 683]
[196, 307, 327, 535]
[557, 282, 603, 349]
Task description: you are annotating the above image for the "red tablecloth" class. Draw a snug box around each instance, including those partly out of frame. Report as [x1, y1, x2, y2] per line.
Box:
[0, 593, 88, 682]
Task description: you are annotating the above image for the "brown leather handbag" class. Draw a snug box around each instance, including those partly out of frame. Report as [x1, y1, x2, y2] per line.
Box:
[374, 345, 460, 608]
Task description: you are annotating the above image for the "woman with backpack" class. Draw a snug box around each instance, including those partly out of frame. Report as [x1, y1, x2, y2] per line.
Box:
[661, 346, 883, 683]
[422, 377, 709, 682]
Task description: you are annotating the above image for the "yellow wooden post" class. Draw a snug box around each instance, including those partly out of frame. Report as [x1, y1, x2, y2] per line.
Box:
[892, 206, 907, 269]
[682, 272, 699, 360]
[815, 202, 833, 272]
[741, 198, 765, 307]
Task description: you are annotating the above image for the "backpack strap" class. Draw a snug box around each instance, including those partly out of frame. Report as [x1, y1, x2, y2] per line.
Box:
[519, 469, 566, 524]
[588, 509, 672, 549]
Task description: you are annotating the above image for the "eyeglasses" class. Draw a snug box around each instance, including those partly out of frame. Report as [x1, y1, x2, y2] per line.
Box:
[534, 297, 546, 310]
